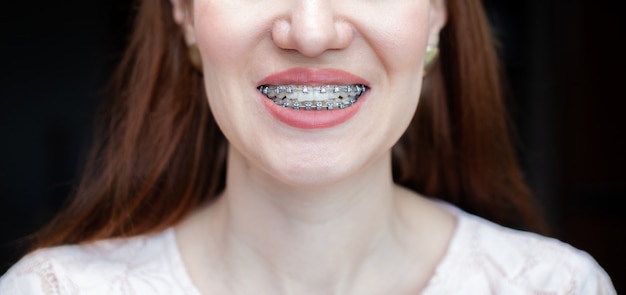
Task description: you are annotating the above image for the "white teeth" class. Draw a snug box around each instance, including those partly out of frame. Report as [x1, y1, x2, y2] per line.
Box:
[286, 92, 298, 99]
[258, 84, 368, 111]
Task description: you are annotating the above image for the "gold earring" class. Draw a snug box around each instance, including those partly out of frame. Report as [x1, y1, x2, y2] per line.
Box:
[423, 45, 439, 77]
[188, 44, 203, 72]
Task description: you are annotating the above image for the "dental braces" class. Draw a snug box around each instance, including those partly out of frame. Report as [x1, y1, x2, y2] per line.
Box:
[259, 84, 367, 99]
[274, 98, 358, 110]
[258, 84, 367, 111]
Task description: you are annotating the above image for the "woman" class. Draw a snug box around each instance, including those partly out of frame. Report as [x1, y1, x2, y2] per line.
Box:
[0, 0, 615, 293]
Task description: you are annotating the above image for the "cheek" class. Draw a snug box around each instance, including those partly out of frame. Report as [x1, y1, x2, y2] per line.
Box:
[192, 1, 270, 71]
[193, 12, 243, 69]
[362, 4, 430, 75]
[368, 7, 430, 144]
[191, 2, 264, 131]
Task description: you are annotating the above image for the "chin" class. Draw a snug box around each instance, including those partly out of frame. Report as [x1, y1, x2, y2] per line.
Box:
[262, 153, 363, 188]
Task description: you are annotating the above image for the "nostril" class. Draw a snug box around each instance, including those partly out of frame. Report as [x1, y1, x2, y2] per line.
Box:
[333, 19, 355, 49]
[271, 19, 292, 50]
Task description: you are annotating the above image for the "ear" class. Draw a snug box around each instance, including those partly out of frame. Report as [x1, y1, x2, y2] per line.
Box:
[170, 0, 197, 45]
[427, 0, 447, 45]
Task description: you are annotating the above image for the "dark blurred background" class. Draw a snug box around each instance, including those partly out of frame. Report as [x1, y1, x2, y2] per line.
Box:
[1, 0, 624, 292]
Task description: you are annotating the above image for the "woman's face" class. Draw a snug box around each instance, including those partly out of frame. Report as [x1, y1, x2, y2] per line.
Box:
[172, 0, 447, 186]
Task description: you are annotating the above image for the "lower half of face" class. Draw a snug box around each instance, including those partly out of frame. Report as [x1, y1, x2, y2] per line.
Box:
[194, 0, 435, 186]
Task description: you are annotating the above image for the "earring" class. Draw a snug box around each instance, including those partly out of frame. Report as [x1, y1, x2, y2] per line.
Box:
[423, 45, 439, 77]
[188, 44, 203, 72]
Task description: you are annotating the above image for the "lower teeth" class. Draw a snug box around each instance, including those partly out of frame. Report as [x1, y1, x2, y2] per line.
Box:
[260, 84, 366, 111]
[273, 98, 359, 110]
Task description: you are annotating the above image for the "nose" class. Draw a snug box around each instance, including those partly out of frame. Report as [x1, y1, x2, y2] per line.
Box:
[272, 0, 354, 57]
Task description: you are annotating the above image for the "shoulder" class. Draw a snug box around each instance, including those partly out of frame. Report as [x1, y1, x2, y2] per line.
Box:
[426, 205, 616, 294]
[0, 229, 195, 295]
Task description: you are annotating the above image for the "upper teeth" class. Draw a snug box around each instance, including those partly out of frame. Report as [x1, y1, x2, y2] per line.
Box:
[258, 84, 368, 110]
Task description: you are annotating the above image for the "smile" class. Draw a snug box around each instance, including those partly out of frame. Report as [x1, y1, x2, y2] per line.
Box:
[258, 84, 368, 111]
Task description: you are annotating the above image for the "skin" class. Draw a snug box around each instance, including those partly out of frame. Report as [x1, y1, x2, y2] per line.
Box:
[171, 0, 455, 293]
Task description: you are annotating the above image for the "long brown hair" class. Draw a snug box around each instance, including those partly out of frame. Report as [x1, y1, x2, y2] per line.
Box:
[33, 0, 546, 248]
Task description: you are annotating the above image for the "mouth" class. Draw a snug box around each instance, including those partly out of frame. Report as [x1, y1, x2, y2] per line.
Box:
[257, 84, 369, 111]
[256, 68, 370, 129]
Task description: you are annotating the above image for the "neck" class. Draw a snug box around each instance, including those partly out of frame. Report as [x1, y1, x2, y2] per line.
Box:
[179, 146, 455, 295]
[207, 147, 414, 294]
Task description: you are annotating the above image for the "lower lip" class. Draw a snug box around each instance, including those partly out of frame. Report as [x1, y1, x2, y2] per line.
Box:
[261, 93, 366, 129]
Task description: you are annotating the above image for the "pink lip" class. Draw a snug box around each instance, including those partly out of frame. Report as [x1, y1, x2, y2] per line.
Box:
[258, 68, 369, 130]
[257, 68, 369, 87]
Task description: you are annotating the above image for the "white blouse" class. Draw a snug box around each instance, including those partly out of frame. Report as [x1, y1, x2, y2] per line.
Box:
[0, 206, 616, 294]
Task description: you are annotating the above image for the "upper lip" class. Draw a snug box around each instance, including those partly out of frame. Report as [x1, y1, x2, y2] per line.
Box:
[257, 68, 370, 87]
